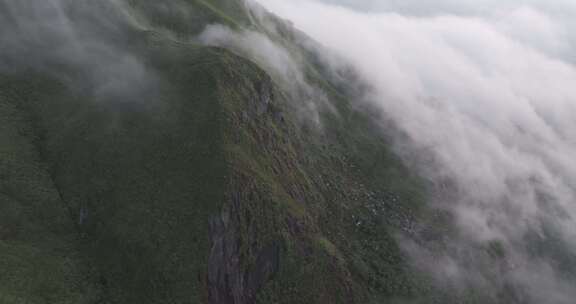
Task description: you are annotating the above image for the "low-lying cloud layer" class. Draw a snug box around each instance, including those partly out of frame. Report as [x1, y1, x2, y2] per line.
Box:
[252, 0, 576, 302]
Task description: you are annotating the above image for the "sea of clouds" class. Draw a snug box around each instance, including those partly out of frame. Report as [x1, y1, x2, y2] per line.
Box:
[241, 0, 576, 302]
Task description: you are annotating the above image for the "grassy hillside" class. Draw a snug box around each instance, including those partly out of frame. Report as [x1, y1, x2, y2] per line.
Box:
[0, 0, 432, 303]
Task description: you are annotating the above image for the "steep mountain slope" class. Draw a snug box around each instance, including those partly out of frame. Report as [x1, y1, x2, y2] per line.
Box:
[0, 1, 431, 303]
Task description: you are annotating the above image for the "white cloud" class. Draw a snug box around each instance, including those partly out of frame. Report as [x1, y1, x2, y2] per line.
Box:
[199, 23, 330, 124]
[253, 0, 576, 302]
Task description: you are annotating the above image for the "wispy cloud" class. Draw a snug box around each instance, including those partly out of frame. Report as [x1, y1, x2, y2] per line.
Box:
[198, 21, 331, 125]
[0, 0, 158, 104]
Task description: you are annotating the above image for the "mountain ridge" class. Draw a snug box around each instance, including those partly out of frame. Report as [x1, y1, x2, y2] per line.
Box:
[0, 1, 432, 303]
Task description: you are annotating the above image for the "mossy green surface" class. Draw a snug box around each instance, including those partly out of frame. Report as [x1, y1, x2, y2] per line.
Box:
[0, 75, 101, 303]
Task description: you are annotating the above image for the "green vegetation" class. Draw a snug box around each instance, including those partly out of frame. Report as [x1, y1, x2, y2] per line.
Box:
[0, 0, 435, 303]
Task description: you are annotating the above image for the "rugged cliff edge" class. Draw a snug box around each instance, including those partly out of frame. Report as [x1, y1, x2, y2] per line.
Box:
[0, 1, 429, 303]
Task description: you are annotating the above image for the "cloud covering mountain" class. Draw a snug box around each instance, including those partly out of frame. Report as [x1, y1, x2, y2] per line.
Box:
[249, 0, 576, 302]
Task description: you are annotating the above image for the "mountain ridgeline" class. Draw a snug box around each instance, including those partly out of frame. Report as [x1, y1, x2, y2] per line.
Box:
[0, 1, 442, 303]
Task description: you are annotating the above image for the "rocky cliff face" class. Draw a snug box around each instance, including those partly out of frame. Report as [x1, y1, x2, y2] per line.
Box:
[0, 1, 428, 303]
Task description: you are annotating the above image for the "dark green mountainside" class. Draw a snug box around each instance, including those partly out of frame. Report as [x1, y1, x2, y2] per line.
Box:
[0, 1, 440, 303]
